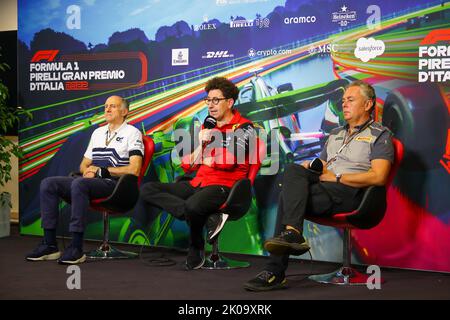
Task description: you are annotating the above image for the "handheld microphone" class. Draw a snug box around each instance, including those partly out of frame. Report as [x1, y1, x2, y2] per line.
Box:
[309, 157, 323, 174]
[201, 115, 217, 147]
[188, 115, 217, 170]
[203, 115, 217, 129]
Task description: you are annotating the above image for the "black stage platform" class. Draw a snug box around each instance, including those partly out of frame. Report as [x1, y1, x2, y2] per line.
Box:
[1, 225, 449, 301]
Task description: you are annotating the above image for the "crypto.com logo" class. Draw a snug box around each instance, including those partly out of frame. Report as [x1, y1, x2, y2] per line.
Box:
[248, 48, 292, 58]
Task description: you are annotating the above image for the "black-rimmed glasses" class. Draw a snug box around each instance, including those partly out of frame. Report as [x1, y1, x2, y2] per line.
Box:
[204, 97, 228, 105]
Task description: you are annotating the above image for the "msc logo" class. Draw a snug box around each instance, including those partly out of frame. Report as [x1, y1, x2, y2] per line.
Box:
[308, 44, 339, 55]
[202, 51, 234, 59]
[31, 50, 59, 62]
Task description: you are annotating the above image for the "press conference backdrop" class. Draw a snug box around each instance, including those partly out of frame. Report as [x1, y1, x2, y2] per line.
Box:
[18, 0, 450, 272]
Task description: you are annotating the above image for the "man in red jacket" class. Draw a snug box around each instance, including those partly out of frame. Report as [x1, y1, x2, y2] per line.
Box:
[139, 77, 256, 270]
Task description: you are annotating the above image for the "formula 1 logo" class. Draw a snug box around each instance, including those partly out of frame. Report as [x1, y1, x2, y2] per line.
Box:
[418, 29, 450, 83]
[420, 29, 450, 45]
[31, 50, 59, 62]
[29, 50, 148, 91]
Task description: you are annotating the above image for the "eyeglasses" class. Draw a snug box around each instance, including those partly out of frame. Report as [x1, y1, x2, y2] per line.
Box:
[204, 97, 228, 105]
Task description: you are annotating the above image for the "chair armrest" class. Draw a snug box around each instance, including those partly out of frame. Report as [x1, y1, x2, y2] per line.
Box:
[221, 178, 252, 220]
[91, 174, 139, 213]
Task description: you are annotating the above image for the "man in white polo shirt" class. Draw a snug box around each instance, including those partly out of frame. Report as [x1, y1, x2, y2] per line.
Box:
[25, 95, 144, 265]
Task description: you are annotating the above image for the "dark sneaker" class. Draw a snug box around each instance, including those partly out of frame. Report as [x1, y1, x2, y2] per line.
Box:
[244, 271, 287, 292]
[206, 213, 229, 244]
[264, 229, 310, 256]
[185, 247, 205, 270]
[25, 242, 61, 261]
[57, 245, 86, 265]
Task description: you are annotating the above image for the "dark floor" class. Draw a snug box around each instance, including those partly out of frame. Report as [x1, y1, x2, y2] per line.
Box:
[1, 225, 449, 301]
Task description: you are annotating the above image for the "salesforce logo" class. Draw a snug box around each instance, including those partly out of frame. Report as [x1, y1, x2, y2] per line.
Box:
[354, 37, 385, 62]
[284, 15, 316, 24]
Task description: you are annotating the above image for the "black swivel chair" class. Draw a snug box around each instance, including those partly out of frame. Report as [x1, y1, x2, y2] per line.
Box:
[305, 138, 403, 284]
[202, 140, 265, 270]
[85, 135, 154, 259]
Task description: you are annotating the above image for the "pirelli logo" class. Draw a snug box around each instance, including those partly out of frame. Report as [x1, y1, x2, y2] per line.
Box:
[355, 136, 373, 142]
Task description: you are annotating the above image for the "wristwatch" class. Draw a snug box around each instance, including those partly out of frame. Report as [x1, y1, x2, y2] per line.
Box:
[336, 173, 342, 184]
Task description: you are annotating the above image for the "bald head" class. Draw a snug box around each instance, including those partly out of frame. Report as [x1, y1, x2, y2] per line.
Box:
[107, 95, 129, 111]
[104, 95, 129, 124]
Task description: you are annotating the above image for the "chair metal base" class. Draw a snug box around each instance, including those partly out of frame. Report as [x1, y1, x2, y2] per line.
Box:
[202, 254, 250, 270]
[309, 266, 385, 285]
[87, 243, 138, 260]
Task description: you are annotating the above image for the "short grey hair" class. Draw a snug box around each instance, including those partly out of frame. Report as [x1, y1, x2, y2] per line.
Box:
[121, 97, 129, 111]
[345, 80, 376, 112]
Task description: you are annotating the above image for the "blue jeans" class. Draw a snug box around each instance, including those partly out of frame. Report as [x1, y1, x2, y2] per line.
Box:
[40, 176, 117, 233]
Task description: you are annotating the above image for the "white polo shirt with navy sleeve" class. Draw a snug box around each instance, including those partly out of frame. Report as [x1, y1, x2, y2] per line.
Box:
[84, 121, 144, 168]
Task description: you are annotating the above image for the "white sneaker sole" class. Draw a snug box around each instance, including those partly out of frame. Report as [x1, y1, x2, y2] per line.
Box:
[58, 254, 87, 265]
[26, 251, 61, 261]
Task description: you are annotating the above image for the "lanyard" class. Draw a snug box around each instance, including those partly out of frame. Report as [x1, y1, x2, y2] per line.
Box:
[105, 130, 117, 146]
[329, 119, 373, 163]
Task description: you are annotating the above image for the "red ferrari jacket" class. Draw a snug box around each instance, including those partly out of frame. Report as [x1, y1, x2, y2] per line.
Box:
[181, 110, 255, 188]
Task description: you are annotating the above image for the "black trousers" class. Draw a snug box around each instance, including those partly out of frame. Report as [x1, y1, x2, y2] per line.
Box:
[266, 163, 363, 276]
[139, 181, 230, 249]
